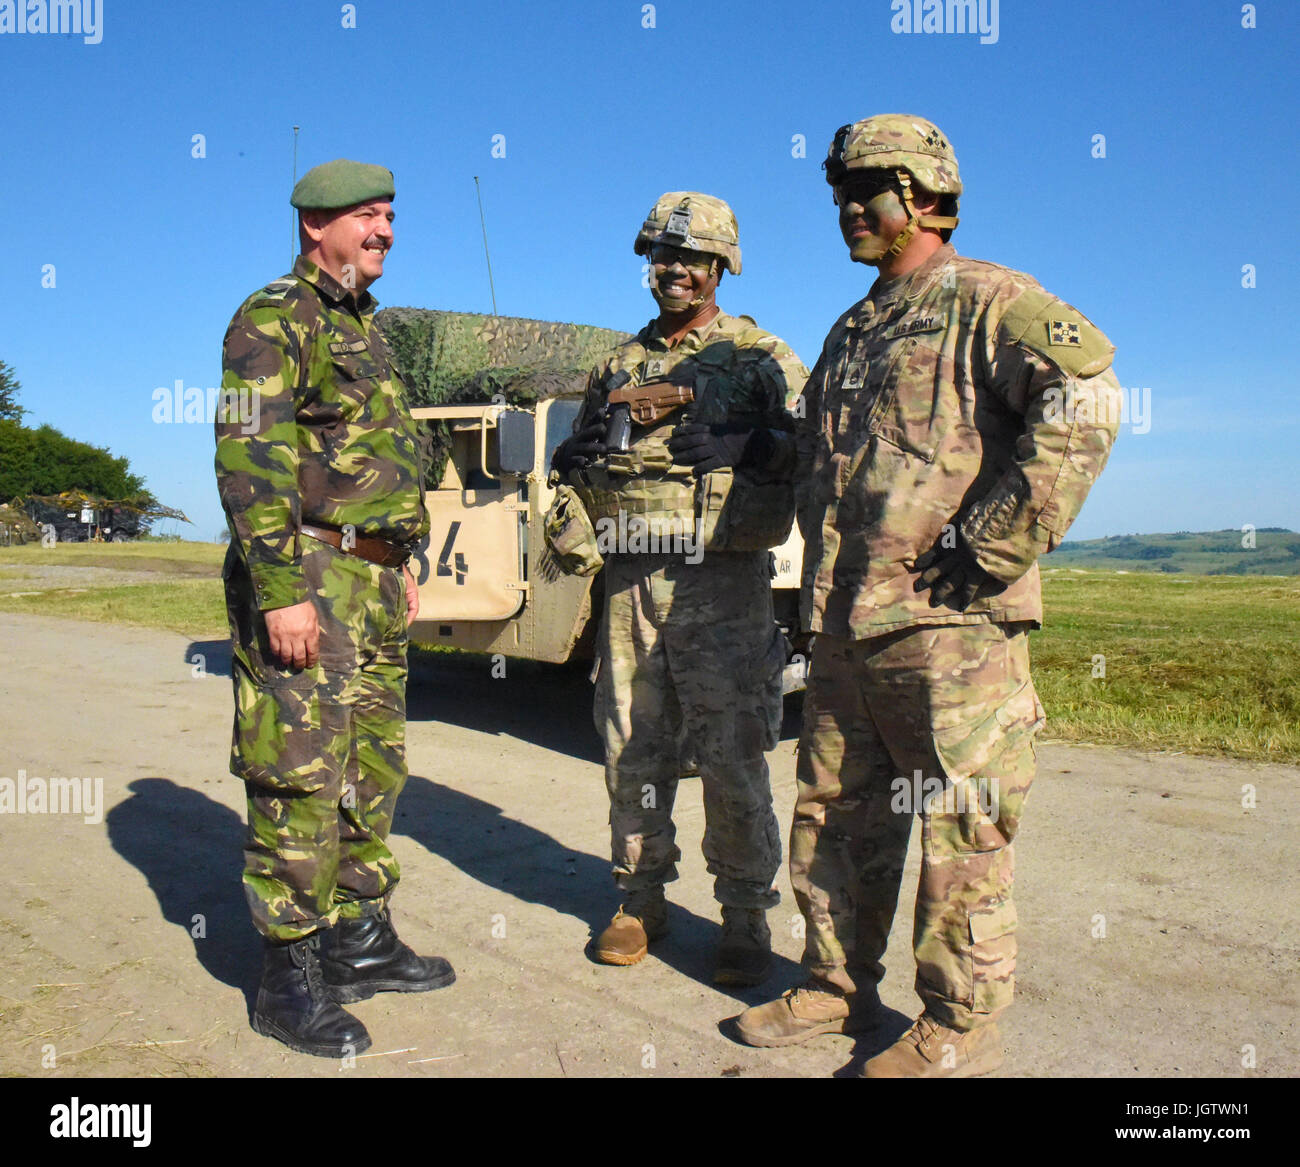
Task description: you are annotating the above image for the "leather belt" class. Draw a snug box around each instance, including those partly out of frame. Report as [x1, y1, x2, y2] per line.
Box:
[301, 522, 410, 568]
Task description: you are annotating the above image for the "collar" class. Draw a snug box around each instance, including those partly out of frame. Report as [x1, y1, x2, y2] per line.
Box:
[293, 255, 377, 315]
[642, 307, 731, 351]
[869, 243, 955, 310]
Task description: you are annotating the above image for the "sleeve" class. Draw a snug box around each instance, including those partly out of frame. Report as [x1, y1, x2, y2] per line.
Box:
[792, 346, 830, 540]
[574, 363, 607, 432]
[753, 337, 810, 423]
[960, 285, 1122, 584]
[716, 332, 810, 482]
[215, 304, 308, 610]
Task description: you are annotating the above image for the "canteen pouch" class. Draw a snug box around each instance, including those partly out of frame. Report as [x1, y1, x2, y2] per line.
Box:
[544, 482, 605, 577]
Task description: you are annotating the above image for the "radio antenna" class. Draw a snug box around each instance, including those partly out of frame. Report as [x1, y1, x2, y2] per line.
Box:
[474, 175, 498, 316]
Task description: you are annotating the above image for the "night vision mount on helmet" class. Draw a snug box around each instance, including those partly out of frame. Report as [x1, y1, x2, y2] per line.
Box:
[634, 192, 742, 310]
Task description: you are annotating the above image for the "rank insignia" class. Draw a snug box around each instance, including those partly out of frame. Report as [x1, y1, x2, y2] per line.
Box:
[1049, 320, 1082, 346]
[644, 359, 666, 378]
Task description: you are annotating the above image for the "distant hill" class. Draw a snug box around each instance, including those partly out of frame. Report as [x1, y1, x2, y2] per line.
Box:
[1046, 529, 1300, 575]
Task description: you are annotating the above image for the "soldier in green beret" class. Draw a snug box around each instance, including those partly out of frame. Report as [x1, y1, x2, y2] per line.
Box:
[215, 158, 454, 1057]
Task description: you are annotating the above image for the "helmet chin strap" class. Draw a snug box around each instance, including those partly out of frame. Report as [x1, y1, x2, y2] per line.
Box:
[651, 257, 717, 312]
[885, 170, 960, 260]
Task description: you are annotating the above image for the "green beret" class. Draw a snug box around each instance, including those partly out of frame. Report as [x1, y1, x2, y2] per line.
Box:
[290, 159, 395, 210]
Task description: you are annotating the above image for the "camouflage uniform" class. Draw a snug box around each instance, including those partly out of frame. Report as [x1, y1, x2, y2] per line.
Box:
[577, 311, 808, 908]
[216, 255, 428, 942]
[792, 240, 1121, 1029]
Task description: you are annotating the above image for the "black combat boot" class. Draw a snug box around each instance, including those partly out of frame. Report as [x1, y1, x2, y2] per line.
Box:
[319, 907, 456, 1003]
[252, 934, 372, 1058]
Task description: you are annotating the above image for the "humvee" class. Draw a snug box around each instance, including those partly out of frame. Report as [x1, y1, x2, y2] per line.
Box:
[377, 308, 805, 680]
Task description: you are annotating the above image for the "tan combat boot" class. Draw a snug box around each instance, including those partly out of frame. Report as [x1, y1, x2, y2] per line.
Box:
[593, 890, 668, 966]
[735, 980, 878, 1047]
[714, 907, 772, 986]
[859, 1013, 1003, 1078]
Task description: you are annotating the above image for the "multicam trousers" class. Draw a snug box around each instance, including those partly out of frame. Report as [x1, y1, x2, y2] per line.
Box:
[790, 622, 1044, 1030]
[224, 538, 410, 942]
[595, 552, 786, 910]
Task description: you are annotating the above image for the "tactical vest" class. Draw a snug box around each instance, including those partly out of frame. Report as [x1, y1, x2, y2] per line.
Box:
[572, 341, 794, 554]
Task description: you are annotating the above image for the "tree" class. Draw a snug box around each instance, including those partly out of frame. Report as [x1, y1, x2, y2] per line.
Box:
[0, 421, 150, 501]
[0, 359, 24, 422]
[0, 419, 37, 498]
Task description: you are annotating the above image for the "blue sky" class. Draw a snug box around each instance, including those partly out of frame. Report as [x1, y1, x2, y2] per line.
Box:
[2, 0, 1296, 541]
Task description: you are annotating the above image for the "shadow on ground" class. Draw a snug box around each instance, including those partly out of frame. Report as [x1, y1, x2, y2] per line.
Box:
[106, 778, 259, 1007]
[397, 773, 805, 998]
[407, 650, 804, 762]
[407, 651, 602, 763]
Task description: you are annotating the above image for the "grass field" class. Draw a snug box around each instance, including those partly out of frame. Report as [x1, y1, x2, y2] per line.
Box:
[1, 544, 1296, 763]
[0, 540, 226, 573]
[1030, 569, 1299, 762]
[0, 541, 227, 636]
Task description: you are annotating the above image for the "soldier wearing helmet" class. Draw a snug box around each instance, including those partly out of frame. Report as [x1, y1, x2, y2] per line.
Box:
[736, 116, 1122, 1076]
[548, 192, 808, 985]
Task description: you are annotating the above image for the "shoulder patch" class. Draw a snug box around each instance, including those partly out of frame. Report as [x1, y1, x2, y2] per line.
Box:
[1000, 288, 1114, 378]
[247, 277, 301, 310]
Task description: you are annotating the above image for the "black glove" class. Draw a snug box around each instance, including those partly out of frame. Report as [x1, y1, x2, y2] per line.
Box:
[666, 422, 753, 476]
[551, 418, 608, 475]
[912, 537, 996, 612]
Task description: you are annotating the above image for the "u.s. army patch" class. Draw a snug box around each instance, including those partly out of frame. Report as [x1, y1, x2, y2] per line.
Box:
[1049, 320, 1082, 346]
[888, 313, 947, 339]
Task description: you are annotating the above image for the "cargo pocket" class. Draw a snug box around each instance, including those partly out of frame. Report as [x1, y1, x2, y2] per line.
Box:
[968, 897, 1018, 1015]
[743, 623, 788, 753]
[229, 653, 328, 794]
[930, 678, 1045, 852]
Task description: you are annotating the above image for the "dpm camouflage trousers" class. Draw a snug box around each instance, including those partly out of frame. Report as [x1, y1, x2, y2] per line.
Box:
[790, 622, 1044, 1030]
[595, 552, 786, 910]
[224, 539, 410, 942]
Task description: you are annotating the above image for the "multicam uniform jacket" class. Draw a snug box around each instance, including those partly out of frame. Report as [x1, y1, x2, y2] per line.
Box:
[795, 243, 1121, 636]
[215, 256, 428, 609]
[572, 310, 808, 540]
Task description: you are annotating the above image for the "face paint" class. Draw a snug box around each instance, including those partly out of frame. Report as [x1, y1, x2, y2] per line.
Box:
[838, 187, 911, 266]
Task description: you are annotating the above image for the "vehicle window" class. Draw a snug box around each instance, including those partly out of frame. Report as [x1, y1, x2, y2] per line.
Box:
[545, 400, 583, 459]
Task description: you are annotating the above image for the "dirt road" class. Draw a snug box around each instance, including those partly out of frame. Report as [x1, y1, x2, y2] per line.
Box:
[1, 611, 1295, 1078]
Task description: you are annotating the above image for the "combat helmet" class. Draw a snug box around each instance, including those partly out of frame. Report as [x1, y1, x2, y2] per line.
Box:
[635, 191, 742, 274]
[824, 114, 961, 260]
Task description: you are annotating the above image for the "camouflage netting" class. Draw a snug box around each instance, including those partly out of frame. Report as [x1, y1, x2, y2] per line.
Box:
[15, 491, 190, 543]
[376, 308, 630, 408]
[0, 499, 40, 545]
